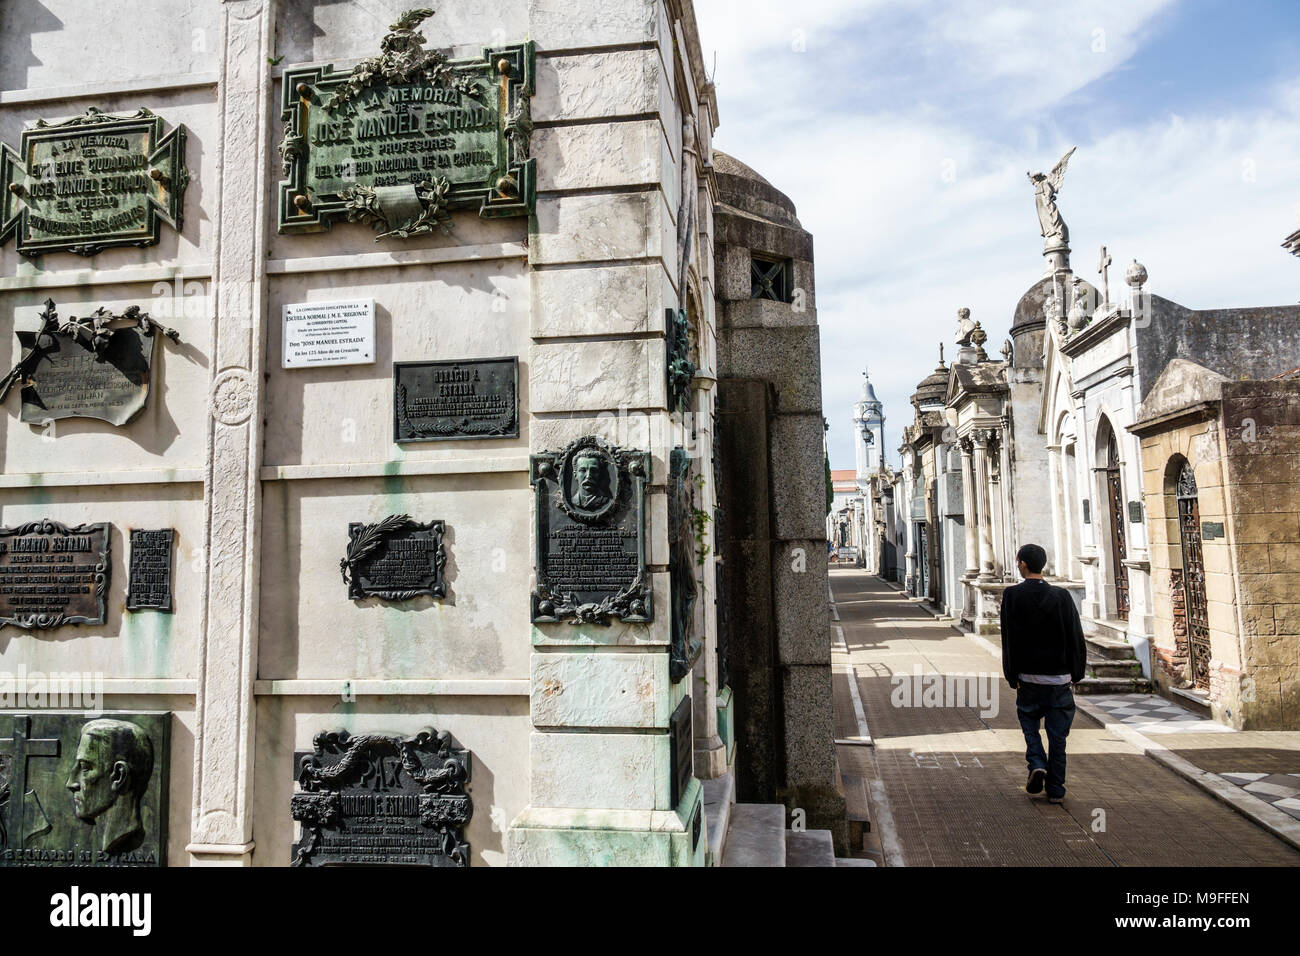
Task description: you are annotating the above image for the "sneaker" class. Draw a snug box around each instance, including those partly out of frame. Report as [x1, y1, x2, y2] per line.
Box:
[1026, 768, 1046, 794]
[1047, 794, 1065, 804]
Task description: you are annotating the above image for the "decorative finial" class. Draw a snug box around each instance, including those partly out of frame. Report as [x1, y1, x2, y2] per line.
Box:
[1125, 259, 1149, 318]
[1125, 259, 1147, 290]
[939, 342, 945, 364]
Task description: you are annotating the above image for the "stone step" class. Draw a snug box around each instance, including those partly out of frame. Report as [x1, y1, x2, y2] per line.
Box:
[841, 771, 871, 851]
[1086, 633, 1139, 660]
[701, 773, 735, 867]
[1088, 657, 1143, 679]
[785, 829, 836, 867]
[1076, 675, 1152, 695]
[721, 803, 787, 868]
[835, 857, 879, 867]
[1170, 686, 1212, 717]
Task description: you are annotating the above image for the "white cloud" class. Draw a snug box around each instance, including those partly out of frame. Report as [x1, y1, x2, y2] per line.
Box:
[692, 1, 1300, 471]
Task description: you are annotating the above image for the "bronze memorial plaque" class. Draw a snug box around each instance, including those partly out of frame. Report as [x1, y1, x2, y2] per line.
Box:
[126, 529, 174, 613]
[0, 711, 169, 867]
[668, 447, 701, 681]
[530, 436, 652, 625]
[291, 728, 472, 867]
[340, 515, 447, 601]
[278, 9, 534, 237]
[0, 521, 110, 630]
[0, 107, 187, 258]
[0, 299, 179, 427]
[394, 356, 518, 442]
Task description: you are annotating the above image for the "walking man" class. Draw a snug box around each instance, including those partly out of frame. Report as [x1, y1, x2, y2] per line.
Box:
[1001, 544, 1087, 803]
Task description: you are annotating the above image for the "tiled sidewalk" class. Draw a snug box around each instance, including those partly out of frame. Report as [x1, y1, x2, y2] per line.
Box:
[830, 568, 1300, 866]
[1220, 773, 1300, 821]
[1087, 693, 1234, 734]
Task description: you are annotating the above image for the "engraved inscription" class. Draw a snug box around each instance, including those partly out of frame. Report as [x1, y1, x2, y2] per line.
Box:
[292, 728, 471, 867]
[282, 299, 375, 368]
[0, 300, 178, 427]
[394, 357, 518, 442]
[531, 436, 651, 625]
[341, 516, 446, 602]
[544, 527, 640, 593]
[669, 695, 693, 807]
[1, 107, 187, 257]
[126, 529, 173, 612]
[277, 11, 535, 234]
[0, 521, 109, 630]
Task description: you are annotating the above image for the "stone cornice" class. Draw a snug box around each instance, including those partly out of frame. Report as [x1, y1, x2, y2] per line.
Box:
[1060, 307, 1131, 358]
[1128, 401, 1220, 437]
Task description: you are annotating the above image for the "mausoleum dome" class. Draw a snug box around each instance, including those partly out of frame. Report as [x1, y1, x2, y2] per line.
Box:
[1012, 274, 1099, 332]
[714, 150, 802, 229]
[911, 362, 949, 410]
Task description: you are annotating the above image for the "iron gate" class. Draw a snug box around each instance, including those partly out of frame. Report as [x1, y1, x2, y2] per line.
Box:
[1106, 433, 1130, 621]
[1177, 462, 1210, 689]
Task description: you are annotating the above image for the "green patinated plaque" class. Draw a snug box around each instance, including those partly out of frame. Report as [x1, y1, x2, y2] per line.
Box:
[0, 711, 169, 867]
[0, 108, 187, 258]
[278, 8, 534, 238]
[0, 299, 180, 428]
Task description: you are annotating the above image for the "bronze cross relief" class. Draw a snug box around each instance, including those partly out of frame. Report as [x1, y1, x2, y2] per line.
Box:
[0, 716, 61, 850]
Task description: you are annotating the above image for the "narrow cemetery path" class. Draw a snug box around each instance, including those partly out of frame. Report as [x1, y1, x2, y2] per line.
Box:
[828, 568, 1300, 866]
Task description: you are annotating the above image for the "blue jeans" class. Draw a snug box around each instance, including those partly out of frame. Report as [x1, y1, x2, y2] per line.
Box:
[1016, 683, 1075, 798]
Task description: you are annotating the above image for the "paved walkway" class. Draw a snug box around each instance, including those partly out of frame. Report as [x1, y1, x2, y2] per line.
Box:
[829, 568, 1300, 866]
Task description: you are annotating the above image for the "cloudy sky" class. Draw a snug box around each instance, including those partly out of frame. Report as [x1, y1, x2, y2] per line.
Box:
[694, 0, 1300, 471]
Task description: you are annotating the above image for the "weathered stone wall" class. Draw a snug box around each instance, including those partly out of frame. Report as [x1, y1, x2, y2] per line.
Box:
[1138, 296, 1300, 396]
[1137, 415, 1237, 715]
[1220, 379, 1300, 728]
[0, 0, 725, 866]
[713, 152, 845, 849]
[1137, 375, 1300, 728]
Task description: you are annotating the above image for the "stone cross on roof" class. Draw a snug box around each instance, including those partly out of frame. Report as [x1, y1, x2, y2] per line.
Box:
[1098, 244, 1112, 307]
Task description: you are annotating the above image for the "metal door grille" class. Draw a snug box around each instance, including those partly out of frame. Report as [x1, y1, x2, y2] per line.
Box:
[1106, 433, 1130, 621]
[1176, 462, 1210, 689]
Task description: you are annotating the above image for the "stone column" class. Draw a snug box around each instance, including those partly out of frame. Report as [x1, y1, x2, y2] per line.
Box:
[973, 430, 995, 581]
[959, 440, 979, 576]
[691, 376, 726, 779]
[188, 0, 275, 865]
[1046, 444, 1063, 574]
[994, 428, 1012, 577]
[1063, 442, 1078, 578]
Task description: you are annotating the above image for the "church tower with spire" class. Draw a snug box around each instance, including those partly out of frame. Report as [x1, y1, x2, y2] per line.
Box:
[853, 370, 885, 480]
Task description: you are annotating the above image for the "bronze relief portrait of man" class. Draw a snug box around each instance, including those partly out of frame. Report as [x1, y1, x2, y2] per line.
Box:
[562, 443, 619, 521]
[66, 718, 155, 856]
[0, 712, 168, 867]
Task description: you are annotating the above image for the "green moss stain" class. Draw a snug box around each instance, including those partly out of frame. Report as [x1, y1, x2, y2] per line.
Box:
[119, 608, 174, 679]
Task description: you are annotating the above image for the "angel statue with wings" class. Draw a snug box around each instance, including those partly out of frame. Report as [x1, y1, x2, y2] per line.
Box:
[1028, 147, 1076, 247]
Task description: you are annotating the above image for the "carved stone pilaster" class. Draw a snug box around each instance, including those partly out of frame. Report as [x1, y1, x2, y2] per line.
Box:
[188, 0, 275, 865]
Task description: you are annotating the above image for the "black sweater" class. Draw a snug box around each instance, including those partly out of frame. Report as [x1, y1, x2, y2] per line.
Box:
[999, 579, 1087, 687]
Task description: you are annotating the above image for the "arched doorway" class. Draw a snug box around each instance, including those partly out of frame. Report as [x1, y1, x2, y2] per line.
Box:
[1175, 460, 1211, 689]
[1102, 427, 1130, 620]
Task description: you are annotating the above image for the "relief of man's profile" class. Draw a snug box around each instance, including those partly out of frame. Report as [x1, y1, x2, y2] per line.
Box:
[65, 718, 155, 856]
[571, 452, 613, 512]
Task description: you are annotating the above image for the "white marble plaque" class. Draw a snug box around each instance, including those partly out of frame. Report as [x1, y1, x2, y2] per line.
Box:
[282, 300, 375, 368]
